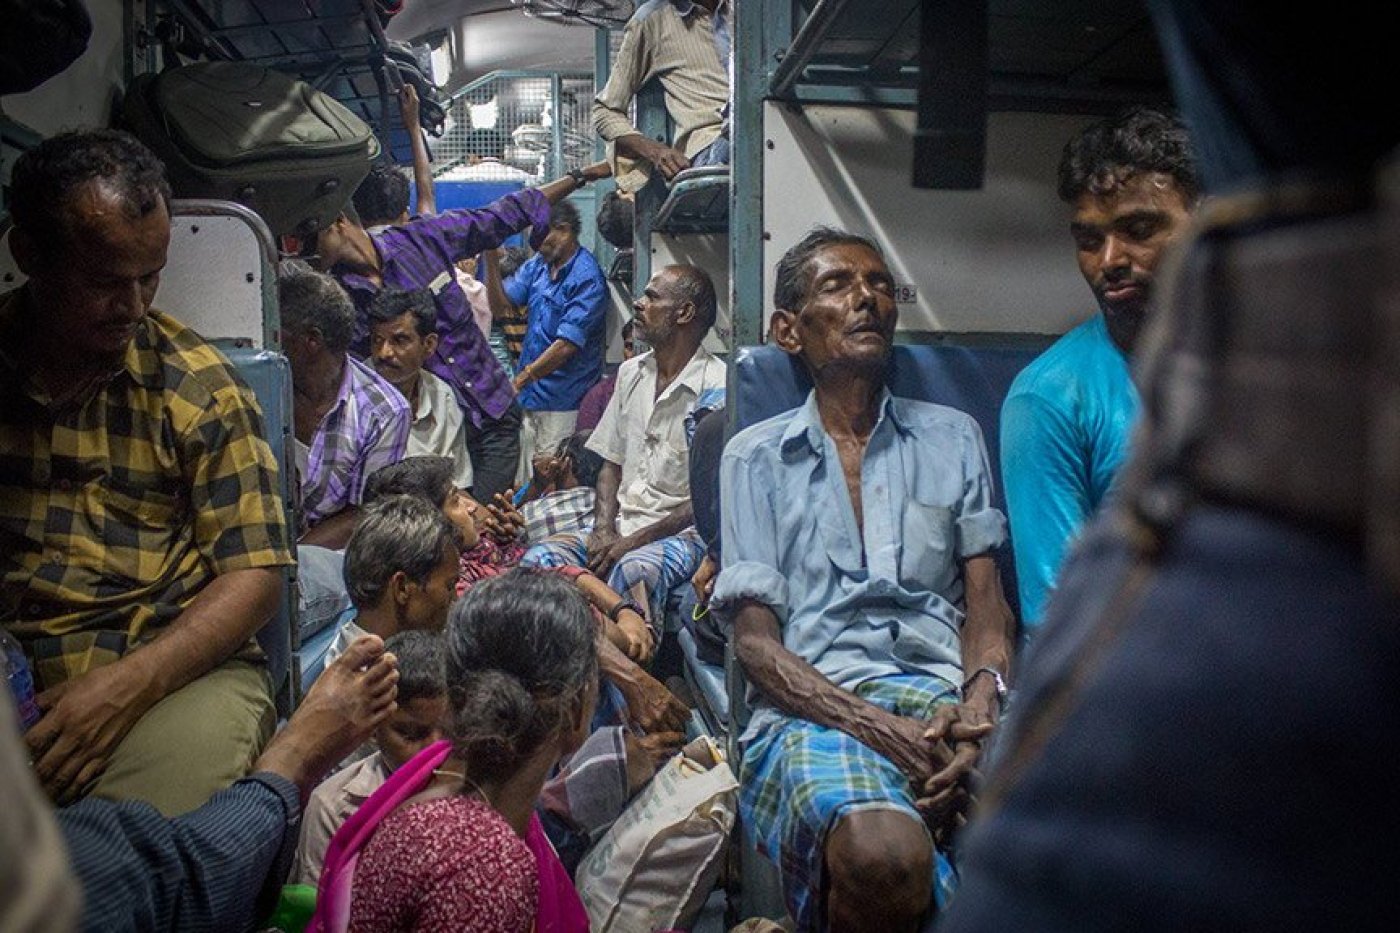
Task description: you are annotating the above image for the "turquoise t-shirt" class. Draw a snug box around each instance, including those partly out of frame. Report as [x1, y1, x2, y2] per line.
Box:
[1001, 314, 1140, 633]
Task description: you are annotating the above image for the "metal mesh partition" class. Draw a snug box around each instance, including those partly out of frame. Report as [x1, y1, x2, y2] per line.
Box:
[432, 71, 594, 183]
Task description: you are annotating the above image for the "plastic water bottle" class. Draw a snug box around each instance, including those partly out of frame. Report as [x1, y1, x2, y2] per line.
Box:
[2, 629, 41, 732]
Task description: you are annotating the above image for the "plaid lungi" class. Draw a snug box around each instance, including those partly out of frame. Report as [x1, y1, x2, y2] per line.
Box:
[741, 674, 961, 932]
[519, 526, 705, 624]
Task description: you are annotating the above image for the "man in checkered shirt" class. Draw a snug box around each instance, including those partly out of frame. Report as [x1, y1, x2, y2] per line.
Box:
[0, 130, 295, 817]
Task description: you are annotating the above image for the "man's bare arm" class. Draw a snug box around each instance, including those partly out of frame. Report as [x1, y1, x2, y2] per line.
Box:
[514, 339, 579, 391]
[536, 161, 613, 206]
[399, 85, 435, 217]
[917, 554, 1016, 821]
[27, 568, 282, 801]
[958, 554, 1015, 715]
[591, 459, 623, 536]
[733, 599, 950, 784]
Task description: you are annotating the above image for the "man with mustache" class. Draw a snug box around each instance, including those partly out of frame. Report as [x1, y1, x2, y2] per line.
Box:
[1000, 107, 1198, 634]
[366, 288, 474, 492]
[0, 130, 295, 817]
[483, 198, 608, 462]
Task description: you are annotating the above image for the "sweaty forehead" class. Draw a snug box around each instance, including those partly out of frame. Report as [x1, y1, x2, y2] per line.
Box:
[1074, 171, 1190, 217]
[58, 181, 170, 250]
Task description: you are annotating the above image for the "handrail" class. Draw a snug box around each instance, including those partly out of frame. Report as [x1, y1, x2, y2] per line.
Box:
[768, 0, 854, 100]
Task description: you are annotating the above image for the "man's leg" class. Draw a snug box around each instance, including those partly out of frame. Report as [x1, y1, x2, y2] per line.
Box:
[826, 810, 933, 932]
[689, 135, 731, 168]
[465, 401, 523, 501]
[520, 531, 590, 569]
[295, 544, 349, 642]
[90, 660, 275, 818]
[607, 528, 706, 624]
[741, 678, 958, 932]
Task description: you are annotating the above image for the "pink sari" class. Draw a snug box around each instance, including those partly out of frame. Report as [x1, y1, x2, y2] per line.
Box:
[309, 740, 589, 933]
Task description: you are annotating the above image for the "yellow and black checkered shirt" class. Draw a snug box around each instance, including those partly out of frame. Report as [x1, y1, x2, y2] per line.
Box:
[0, 288, 294, 690]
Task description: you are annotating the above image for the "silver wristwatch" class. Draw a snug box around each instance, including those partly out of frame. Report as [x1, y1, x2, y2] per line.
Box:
[961, 666, 1009, 706]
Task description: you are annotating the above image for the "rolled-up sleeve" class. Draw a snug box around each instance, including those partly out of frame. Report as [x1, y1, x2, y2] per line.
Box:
[592, 15, 649, 143]
[555, 271, 607, 349]
[955, 417, 1008, 559]
[711, 447, 789, 629]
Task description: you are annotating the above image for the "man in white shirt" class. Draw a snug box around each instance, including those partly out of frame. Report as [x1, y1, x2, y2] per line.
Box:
[366, 288, 473, 491]
[521, 264, 724, 661]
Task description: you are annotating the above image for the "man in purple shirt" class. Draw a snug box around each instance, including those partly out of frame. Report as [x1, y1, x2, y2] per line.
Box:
[312, 161, 611, 500]
[280, 267, 411, 549]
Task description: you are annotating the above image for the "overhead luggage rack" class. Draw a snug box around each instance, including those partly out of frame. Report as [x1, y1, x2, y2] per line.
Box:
[766, 0, 1165, 111]
[143, 0, 436, 165]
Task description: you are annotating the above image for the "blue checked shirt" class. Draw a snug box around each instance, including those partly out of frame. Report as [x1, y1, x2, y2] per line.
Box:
[713, 390, 1007, 741]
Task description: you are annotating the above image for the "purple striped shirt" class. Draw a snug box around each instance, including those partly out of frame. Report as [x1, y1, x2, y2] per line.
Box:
[339, 189, 552, 427]
[301, 355, 410, 530]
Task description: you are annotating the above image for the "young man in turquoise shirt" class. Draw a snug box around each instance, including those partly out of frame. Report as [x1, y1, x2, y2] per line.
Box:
[1001, 107, 1198, 633]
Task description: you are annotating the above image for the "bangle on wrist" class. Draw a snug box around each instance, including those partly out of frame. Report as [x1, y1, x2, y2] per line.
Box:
[568, 167, 589, 188]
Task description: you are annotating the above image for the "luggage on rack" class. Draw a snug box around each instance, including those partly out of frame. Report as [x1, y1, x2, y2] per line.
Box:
[123, 61, 380, 238]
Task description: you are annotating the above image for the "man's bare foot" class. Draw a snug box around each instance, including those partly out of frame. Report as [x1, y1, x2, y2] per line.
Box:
[253, 636, 399, 791]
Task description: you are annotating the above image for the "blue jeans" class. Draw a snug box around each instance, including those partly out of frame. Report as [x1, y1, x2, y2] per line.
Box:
[689, 135, 730, 168]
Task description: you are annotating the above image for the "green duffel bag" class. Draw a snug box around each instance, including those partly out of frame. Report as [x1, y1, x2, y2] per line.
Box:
[124, 61, 380, 238]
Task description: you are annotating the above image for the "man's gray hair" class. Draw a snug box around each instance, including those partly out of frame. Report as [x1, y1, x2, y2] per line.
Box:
[668, 264, 718, 331]
[278, 265, 356, 354]
[773, 227, 884, 313]
[344, 495, 459, 609]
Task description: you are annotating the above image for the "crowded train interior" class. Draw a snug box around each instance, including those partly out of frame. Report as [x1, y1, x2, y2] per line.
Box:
[2, 1, 1396, 931]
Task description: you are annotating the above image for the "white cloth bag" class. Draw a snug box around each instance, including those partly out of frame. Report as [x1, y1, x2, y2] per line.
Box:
[576, 735, 739, 931]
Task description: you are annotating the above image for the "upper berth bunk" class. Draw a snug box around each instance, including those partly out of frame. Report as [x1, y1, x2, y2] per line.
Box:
[768, 0, 1166, 113]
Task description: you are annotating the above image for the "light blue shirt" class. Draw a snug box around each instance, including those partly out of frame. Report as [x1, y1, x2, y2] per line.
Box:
[1000, 313, 1140, 632]
[713, 390, 1007, 741]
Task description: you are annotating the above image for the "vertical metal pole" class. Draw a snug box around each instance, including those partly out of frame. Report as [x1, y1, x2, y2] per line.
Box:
[631, 80, 669, 300]
[594, 26, 611, 164]
[729, 0, 789, 348]
[591, 26, 616, 267]
[550, 72, 566, 178]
